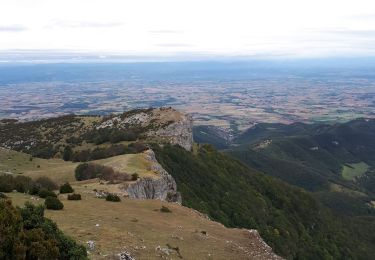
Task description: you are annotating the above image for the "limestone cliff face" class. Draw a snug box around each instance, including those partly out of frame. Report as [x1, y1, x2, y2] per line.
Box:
[97, 107, 194, 151]
[148, 114, 193, 151]
[124, 149, 182, 203]
[126, 175, 181, 203]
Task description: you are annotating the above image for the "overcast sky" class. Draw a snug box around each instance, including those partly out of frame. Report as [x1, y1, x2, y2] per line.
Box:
[1, 0, 375, 58]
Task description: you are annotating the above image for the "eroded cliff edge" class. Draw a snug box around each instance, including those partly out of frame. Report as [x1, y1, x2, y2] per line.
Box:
[124, 149, 182, 203]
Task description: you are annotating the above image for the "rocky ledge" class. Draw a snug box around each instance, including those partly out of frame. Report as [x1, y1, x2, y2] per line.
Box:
[124, 149, 182, 203]
[97, 107, 194, 151]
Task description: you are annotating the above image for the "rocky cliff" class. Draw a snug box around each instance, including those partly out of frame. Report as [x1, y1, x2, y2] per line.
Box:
[97, 107, 194, 151]
[124, 149, 182, 203]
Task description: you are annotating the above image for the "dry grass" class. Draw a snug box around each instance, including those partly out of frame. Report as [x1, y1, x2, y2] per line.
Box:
[1, 148, 280, 259]
[8, 191, 279, 260]
[0, 149, 157, 185]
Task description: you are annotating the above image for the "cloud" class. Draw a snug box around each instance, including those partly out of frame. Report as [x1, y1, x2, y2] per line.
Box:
[0, 25, 28, 32]
[325, 29, 375, 38]
[346, 13, 375, 22]
[155, 43, 193, 48]
[148, 30, 184, 34]
[47, 20, 124, 29]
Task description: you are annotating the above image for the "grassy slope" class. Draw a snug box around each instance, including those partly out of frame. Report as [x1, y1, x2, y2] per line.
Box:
[0, 148, 155, 184]
[1, 148, 281, 259]
[7, 189, 280, 260]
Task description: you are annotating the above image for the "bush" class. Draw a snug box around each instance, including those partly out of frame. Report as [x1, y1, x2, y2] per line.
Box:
[0, 174, 14, 192]
[35, 177, 58, 191]
[67, 194, 81, 200]
[106, 193, 121, 202]
[131, 173, 139, 181]
[38, 189, 57, 198]
[63, 146, 73, 161]
[0, 174, 34, 193]
[8, 201, 87, 259]
[14, 175, 33, 193]
[29, 184, 41, 195]
[59, 183, 74, 194]
[75, 163, 115, 181]
[160, 206, 172, 213]
[45, 196, 64, 210]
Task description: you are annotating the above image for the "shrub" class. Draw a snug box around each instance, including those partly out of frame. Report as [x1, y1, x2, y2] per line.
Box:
[0, 174, 14, 192]
[18, 202, 86, 258]
[75, 163, 115, 181]
[131, 173, 139, 181]
[63, 146, 73, 161]
[75, 163, 89, 180]
[45, 196, 64, 210]
[14, 175, 33, 193]
[67, 194, 81, 200]
[160, 206, 172, 213]
[128, 142, 148, 153]
[59, 183, 74, 194]
[38, 189, 57, 198]
[29, 184, 41, 195]
[35, 177, 58, 191]
[106, 193, 121, 202]
[0, 175, 34, 193]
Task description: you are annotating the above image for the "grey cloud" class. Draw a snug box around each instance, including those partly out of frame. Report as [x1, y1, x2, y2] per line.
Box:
[0, 25, 28, 32]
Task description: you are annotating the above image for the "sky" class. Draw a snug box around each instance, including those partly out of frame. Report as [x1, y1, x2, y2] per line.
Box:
[1, 0, 375, 59]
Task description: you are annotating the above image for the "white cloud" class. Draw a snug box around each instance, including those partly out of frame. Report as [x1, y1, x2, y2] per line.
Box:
[0, 0, 375, 58]
[0, 25, 28, 32]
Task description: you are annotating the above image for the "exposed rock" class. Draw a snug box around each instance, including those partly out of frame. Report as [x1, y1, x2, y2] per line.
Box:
[87, 240, 95, 251]
[124, 149, 182, 203]
[97, 107, 193, 151]
[125, 175, 181, 203]
[118, 251, 135, 260]
[147, 113, 193, 151]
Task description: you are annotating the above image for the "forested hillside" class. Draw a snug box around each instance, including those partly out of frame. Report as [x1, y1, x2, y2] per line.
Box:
[153, 144, 375, 259]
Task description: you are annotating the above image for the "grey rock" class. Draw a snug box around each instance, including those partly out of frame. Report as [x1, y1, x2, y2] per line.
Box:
[125, 149, 182, 203]
[148, 114, 193, 151]
[126, 175, 182, 204]
[118, 251, 135, 260]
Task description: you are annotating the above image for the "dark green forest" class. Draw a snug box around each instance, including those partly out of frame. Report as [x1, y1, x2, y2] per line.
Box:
[154, 144, 375, 259]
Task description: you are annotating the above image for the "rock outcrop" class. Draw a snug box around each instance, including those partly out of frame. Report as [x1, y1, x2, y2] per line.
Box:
[97, 107, 194, 151]
[124, 149, 182, 203]
[126, 175, 181, 203]
[147, 113, 193, 151]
